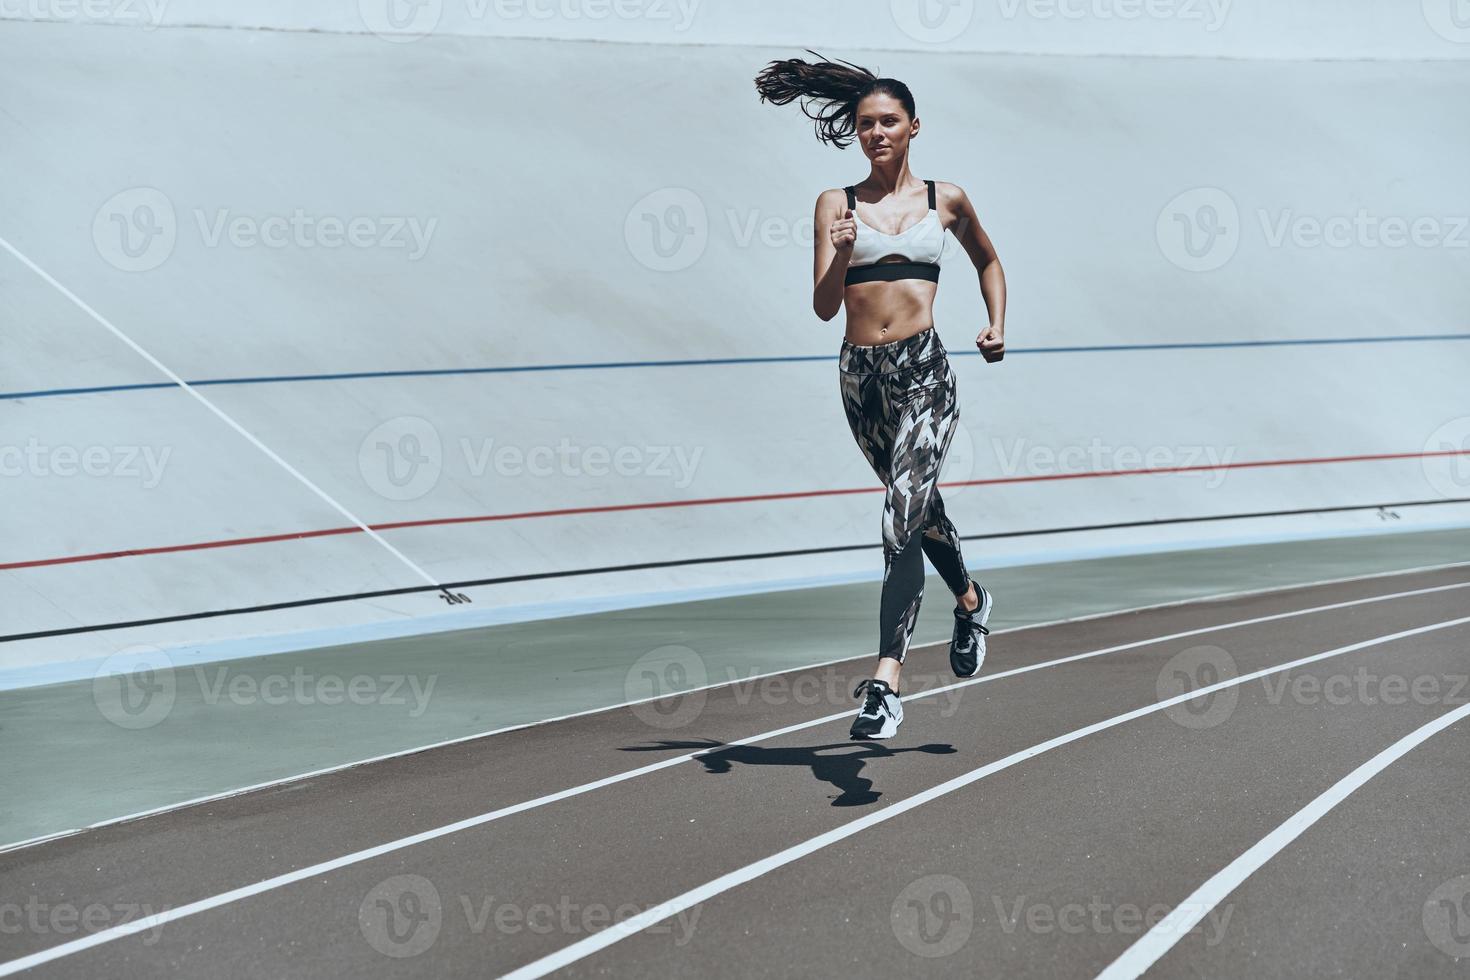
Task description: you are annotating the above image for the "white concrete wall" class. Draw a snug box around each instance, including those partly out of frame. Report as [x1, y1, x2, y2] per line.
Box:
[1, 17, 1468, 678]
[5, 0, 1470, 59]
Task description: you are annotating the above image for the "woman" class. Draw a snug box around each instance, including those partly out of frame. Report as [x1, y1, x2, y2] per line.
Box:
[755, 51, 1008, 740]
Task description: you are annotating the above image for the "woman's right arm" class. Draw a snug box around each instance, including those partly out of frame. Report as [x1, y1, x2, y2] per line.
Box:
[813, 189, 854, 322]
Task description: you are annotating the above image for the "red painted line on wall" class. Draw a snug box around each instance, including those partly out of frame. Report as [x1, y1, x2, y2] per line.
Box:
[4, 448, 1467, 572]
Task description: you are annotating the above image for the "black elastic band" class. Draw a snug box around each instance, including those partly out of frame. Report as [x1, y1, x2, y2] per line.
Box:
[845, 262, 941, 285]
[926, 179, 936, 210]
[844, 186, 856, 210]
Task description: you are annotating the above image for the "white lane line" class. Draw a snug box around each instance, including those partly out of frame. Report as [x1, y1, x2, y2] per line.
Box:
[0, 234, 443, 589]
[4, 574, 1466, 858]
[0, 593, 1466, 977]
[1093, 698, 1470, 980]
[495, 614, 1470, 980]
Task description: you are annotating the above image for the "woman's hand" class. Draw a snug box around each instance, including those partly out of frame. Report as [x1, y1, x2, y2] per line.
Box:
[977, 322, 1005, 363]
[830, 208, 856, 252]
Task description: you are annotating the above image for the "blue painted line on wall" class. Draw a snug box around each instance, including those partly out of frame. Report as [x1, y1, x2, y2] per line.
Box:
[4, 333, 1468, 402]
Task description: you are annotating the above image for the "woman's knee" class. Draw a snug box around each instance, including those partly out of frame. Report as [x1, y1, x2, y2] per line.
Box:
[883, 524, 927, 566]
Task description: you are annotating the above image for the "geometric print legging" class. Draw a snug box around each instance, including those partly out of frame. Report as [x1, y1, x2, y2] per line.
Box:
[838, 326, 973, 664]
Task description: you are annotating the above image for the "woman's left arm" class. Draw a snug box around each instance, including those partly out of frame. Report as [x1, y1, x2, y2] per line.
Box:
[944, 182, 1007, 361]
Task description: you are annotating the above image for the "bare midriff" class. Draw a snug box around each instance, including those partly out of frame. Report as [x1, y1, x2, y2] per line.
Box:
[842, 270, 938, 346]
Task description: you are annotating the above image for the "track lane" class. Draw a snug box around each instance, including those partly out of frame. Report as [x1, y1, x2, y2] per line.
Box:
[549, 622, 1470, 978]
[3, 571, 1466, 977]
[1126, 687, 1470, 978]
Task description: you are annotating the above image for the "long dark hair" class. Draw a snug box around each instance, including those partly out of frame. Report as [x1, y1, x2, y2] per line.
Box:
[754, 49, 916, 150]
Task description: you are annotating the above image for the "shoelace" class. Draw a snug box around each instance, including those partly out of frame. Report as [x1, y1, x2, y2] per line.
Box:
[852, 679, 888, 714]
[955, 607, 989, 635]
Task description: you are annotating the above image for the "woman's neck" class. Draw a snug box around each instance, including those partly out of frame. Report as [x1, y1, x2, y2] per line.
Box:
[862, 161, 917, 197]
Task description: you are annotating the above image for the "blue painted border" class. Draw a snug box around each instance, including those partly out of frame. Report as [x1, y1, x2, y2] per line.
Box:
[4, 333, 1468, 402]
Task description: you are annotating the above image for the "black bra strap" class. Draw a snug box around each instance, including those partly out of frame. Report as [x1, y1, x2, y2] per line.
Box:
[844, 186, 856, 210]
[925, 179, 936, 210]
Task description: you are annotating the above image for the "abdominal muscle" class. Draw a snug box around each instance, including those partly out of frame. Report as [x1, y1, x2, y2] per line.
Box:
[842, 272, 938, 346]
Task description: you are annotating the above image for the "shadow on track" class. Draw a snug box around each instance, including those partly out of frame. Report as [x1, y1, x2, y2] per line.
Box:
[620, 739, 957, 807]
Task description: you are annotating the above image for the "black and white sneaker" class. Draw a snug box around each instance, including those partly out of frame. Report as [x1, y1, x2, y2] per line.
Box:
[950, 579, 994, 678]
[849, 678, 903, 740]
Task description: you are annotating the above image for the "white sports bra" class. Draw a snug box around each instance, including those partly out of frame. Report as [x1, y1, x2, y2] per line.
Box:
[844, 179, 944, 285]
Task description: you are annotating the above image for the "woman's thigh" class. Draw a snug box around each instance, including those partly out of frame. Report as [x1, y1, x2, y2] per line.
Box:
[839, 368, 898, 483]
[881, 356, 960, 547]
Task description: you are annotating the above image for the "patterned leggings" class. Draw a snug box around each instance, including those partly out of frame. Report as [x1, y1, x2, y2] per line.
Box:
[839, 327, 971, 664]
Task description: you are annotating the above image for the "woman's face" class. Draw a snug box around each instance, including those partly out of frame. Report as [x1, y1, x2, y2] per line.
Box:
[855, 92, 916, 162]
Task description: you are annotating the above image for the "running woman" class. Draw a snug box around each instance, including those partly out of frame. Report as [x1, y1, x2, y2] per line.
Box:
[754, 51, 1008, 740]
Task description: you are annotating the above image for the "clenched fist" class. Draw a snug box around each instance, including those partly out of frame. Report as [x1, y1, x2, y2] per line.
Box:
[831, 208, 857, 252]
[977, 323, 1005, 363]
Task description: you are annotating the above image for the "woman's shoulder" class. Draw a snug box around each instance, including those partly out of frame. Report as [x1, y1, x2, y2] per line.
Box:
[929, 181, 980, 228]
[930, 180, 970, 206]
[814, 186, 854, 215]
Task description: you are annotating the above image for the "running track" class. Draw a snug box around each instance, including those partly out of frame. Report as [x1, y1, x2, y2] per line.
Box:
[2, 564, 1469, 977]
